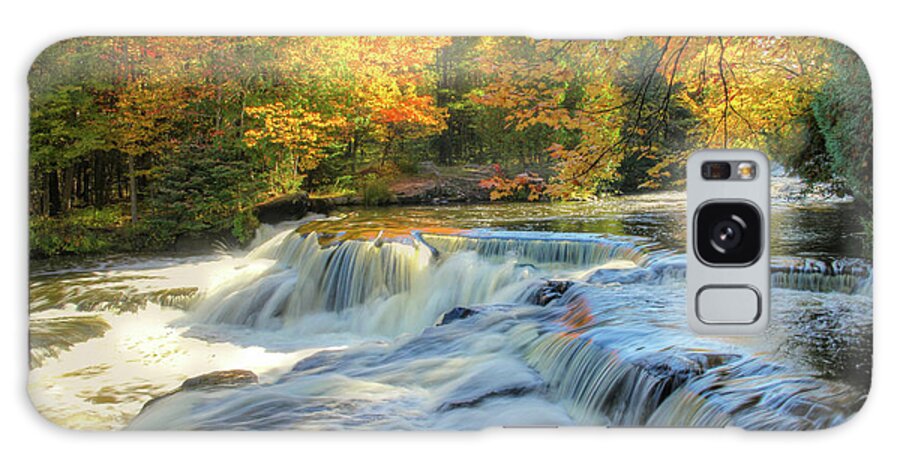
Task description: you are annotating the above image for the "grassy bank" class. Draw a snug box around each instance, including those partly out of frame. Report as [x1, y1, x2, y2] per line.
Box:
[29, 206, 178, 259]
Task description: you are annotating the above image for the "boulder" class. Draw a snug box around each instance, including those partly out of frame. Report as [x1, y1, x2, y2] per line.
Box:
[253, 192, 310, 224]
[139, 369, 258, 414]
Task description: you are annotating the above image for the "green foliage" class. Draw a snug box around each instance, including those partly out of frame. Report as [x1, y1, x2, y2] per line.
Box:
[122, 217, 179, 252]
[29, 208, 182, 259]
[30, 207, 123, 258]
[148, 145, 264, 244]
[772, 111, 851, 197]
[396, 157, 420, 175]
[231, 210, 260, 244]
[810, 42, 873, 208]
[311, 175, 356, 198]
[358, 175, 396, 206]
[774, 41, 872, 254]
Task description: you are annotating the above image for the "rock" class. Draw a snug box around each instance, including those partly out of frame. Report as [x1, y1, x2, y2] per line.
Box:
[139, 369, 258, 414]
[180, 370, 258, 390]
[436, 307, 480, 326]
[392, 178, 439, 204]
[417, 161, 440, 176]
[253, 192, 310, 224]
[633, 352, 741, 400]
[308, 195, 361, 214]
[529, 280, 573, 306]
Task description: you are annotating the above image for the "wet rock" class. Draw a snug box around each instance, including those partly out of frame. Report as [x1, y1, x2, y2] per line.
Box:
[589, 267, 653, 285]
[437, 385, 535, 412]
[139, 369, 258, 414]
[254, 192, 310, 224]
[180, 370, 259, 390]
[437, 307, 480, 326]
[633, 354, 706, 396]
[632, 352, 743, 404]
[530, 280, 573, 306]
[588, 257, 686, 285]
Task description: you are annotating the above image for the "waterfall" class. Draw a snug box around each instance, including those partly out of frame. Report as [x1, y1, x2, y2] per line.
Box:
[515, 318, 861, 428]
[646, 358, 861, 429]
[420, 231, 650, 268]
[168, 227, 870, 430]
[522, 330, 859, 429]
[771, 257, 871, 295]
[190, 231, 542, 335]
[587, 254, 872, 295]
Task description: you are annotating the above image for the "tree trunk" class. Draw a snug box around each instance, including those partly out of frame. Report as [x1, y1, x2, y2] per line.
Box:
[41, 171, 50, 216]
[128, 155, 137, 223]
[48, 170, 61, 216]
[61, 165, 75, 212]
[93, 153, 104, 206]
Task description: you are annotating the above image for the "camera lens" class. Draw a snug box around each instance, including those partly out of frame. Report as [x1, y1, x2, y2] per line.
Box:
[711, 218, 743, 251]
[695, 202, 762, 265]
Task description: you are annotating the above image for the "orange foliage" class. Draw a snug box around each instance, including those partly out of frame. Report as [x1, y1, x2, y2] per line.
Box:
[474, 37, 830, 198]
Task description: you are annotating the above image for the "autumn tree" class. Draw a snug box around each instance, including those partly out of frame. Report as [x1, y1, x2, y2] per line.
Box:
[474, 36, 835, 198]
[28, 36, 870, 257]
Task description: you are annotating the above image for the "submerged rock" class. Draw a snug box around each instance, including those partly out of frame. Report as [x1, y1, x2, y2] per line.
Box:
[529, 280, 573, 306]
[139, 369, 258, 414]
[437, 307, 480, 326]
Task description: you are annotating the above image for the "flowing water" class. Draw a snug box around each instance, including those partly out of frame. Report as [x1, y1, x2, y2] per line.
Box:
[28, 178, 872, 430]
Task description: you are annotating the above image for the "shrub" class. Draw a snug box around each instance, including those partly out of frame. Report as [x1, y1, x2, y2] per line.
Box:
[397, 158, 419, 175]
[29, 206, 125, 258]
[230, 209, 260, 244]
[359, 174, 396, 206]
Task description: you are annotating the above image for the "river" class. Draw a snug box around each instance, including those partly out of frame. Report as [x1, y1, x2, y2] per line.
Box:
[27, 176, 872, 430]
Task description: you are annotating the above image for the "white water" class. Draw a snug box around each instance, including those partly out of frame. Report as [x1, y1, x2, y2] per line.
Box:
[191, 231, 543, 336]
[27, 255, 326, 430]
[28, 197, 872, 431]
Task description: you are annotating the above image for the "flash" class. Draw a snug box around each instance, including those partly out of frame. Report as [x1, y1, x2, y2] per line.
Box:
[737, 162, 756, 180]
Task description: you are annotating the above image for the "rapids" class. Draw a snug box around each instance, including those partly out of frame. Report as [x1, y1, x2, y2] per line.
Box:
[28, 184, 872, 431]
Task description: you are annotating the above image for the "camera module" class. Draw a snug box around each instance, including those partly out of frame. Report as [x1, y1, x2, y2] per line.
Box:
[694, 201, 762, 265]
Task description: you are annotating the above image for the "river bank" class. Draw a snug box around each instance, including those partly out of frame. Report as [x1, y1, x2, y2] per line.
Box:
[29, 163, 514, 259]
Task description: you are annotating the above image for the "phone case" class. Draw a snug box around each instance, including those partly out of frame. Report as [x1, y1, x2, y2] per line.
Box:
[28, 36, 872, 431]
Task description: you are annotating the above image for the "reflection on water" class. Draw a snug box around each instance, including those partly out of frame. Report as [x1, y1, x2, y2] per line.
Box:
[28, 187, 872, 430]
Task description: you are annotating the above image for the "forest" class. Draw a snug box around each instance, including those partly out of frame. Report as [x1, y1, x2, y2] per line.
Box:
[28, 36, 871, 257]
